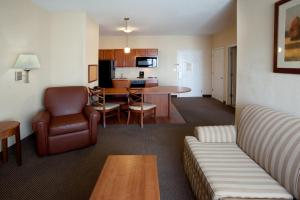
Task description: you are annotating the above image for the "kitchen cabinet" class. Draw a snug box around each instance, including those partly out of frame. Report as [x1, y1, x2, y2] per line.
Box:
[125, 49, 136, 67]
[147, 49, 158, 57]
[114, 49, 136, 68]
[114, 49, 125, 67]
[99, 49, 114, 60]
[135, 49, 147, 57]
[112, 79, 131, 88]
[99, 48, 158, 68]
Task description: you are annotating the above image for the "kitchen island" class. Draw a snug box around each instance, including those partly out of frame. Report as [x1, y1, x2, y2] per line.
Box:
[105, 86, 191, 117]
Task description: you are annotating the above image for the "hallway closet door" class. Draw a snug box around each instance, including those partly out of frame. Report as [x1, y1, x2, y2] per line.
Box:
[212, 48, 225, 102]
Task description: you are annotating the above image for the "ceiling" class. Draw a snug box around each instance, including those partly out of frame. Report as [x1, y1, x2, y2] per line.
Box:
[32, 0, 236, 36]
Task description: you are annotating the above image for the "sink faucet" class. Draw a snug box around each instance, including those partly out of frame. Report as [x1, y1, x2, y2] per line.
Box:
[120, 73, 124, 78]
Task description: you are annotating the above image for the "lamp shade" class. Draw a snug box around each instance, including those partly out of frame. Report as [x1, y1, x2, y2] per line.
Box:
[14, 54, 40, 70]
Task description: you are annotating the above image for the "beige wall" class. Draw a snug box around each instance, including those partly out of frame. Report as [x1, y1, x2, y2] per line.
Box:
[49, 11, 86, 86]
[99, 35, 212, 95]
[0, 0, 51, 146]
[85, 16, 99, 88]
[212, 25, 237, 103]
[49, 12, 99, 87]
[0, 0, 99, 148]
[236, 0, 300, 119]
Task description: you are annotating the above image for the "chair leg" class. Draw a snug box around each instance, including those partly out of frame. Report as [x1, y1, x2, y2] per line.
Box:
[141, 111, 144, 128]
[117, 107, 121, 122]
[103, 112, 106, 128]
[153, 108, 156, 122]
[127, 110, 131, 125]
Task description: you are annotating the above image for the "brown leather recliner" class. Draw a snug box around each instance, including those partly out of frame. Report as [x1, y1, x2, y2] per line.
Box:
[32, 86, 100, 156]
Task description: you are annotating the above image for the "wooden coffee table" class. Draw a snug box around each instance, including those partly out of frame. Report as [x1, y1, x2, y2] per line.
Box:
[90, 155, 160, 200]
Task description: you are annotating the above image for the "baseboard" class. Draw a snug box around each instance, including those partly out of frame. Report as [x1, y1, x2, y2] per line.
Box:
[202, 94, 212, 98]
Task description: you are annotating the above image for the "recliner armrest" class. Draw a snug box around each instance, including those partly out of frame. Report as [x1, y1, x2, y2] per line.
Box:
[84, 105, 100, 144]
[32, 110, 50, 132]
[32, 110, 50, 156]
[194, 125, 237, 143]
[84, 105, 100, 122]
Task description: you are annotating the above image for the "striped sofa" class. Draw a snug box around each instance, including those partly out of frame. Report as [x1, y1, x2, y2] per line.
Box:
[183, 104, 300, 200]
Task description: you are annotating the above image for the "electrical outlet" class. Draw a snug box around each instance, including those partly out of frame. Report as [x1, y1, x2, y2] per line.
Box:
[15, 71, 22, 81]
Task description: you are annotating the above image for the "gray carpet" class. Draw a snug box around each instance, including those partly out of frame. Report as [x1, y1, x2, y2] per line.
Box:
[0, 97, 234, 200]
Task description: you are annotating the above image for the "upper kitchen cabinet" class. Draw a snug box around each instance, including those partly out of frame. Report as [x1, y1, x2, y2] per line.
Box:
[99, 49, 114, 60]
[147, 49, 158, 57]
[99, 48, 158, 67]
[125, 49, 136, 67]
[113, 49, 136, 67]
[135, 49, 147, 57]
[114, 49, 125, 67]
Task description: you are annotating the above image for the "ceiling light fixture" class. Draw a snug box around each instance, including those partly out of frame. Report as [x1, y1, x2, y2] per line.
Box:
[123, 17, 131, 54]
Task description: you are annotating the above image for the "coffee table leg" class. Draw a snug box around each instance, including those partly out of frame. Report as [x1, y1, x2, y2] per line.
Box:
[15, 126, 22, 166]
[2, 138, 8, 163]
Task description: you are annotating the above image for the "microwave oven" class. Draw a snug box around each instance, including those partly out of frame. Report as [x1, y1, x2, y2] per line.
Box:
[136, 57, 158, 68]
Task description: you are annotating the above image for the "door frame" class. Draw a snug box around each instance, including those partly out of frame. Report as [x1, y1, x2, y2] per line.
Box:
[211, 47, 225, 102]
[227, 44, 237, 106]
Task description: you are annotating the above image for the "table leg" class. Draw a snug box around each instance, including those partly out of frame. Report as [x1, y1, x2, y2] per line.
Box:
[2, 138, 8, 163]
[15, 125, 22, 166]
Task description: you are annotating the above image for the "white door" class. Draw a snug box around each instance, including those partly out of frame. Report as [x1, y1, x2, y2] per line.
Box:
[212, 48, 225, 102]
[177, 50, 203, 97]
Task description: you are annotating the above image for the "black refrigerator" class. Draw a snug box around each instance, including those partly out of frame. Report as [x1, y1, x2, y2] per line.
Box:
[98, 60, 115, 88]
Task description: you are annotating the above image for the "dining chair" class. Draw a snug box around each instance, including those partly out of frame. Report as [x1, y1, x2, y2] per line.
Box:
[88, 87, 120, 128]
[127, 88, 156, 128]
[110, 79, 131, 110]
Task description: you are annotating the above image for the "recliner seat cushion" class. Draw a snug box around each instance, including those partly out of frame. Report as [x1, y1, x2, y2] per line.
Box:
[49, 113, 88, 136]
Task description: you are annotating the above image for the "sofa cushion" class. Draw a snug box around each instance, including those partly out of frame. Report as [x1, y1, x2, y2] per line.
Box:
[238, 105, 300, 199]
[194, 125, 236, 143]
[187, 138, 293, 199]
[49, 113, 88, 136]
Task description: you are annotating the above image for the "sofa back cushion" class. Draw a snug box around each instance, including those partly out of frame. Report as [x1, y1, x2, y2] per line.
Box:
[45, 86, 88, 117]
[237, 104, 300, 199]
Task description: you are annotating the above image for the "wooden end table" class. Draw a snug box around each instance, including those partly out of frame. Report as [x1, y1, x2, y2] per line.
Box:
[90, 155, 160, 200]
[0, 121, 22, 166]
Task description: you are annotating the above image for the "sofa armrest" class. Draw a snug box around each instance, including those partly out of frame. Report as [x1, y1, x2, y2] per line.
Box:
[32, 110, 50, 156]
[84, 106, 100, 144]
[194, 125, 237, 143]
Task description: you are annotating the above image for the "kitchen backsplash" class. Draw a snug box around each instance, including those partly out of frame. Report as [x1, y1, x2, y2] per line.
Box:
[115, 67, 158, 79]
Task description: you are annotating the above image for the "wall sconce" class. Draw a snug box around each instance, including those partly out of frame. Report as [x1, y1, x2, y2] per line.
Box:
[14, 54, 40, 83]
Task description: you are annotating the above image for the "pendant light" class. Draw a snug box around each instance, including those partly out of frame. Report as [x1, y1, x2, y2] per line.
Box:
[123, 17, 131, 54]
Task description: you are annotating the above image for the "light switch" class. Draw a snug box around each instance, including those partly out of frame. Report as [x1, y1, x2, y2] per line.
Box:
[15, 71, 22, 81]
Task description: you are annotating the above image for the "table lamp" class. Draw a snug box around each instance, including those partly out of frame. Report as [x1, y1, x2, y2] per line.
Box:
[14, 54, 40, 83]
